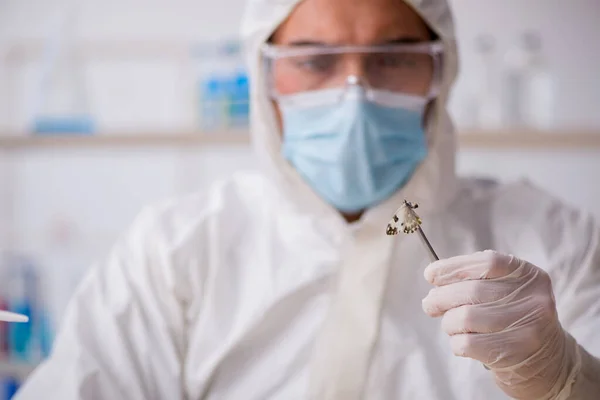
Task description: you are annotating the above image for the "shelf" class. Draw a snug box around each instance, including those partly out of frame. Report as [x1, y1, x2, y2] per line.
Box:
[0, 360, 38, 380]
[457, 130, 600, 149]
[0, 131, 250, 150]
[4, 40, 194, 63]
[1, 130, 600, 150]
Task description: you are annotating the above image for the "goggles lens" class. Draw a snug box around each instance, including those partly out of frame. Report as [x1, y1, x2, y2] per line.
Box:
[262, 41, 442, 99]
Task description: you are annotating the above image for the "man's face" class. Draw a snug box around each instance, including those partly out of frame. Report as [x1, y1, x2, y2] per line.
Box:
[270, 0, 434, 131]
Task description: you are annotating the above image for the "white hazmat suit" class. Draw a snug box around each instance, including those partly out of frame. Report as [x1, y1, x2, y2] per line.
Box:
[15, 0, 600, 399]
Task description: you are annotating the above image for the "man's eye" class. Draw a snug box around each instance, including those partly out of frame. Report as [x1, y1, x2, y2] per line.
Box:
[370, 54, 419, 68]
[294, 55, 336, 72]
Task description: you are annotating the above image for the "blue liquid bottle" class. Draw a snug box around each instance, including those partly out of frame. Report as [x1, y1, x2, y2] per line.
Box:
[6, 261, 34, 362]
[31, 10, 95, 136]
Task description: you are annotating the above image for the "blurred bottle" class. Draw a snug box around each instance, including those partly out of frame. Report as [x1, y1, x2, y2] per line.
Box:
[222, 42, 249, 128]
[0, 255, 9, 360]
[0, 252, 54, 397]
[195, 40, 249, 131]
[2, 377, 19, 400]
[199, 75, 224, 131]
[472, 34, 503, 131]
[31, 4, 95, 135]
[30, 271, 53, 361]
[0, 43, 9, 135]
[228, 73, 250, 128]
[6, 258, 34, 362]
[502, 31, 555, 131]
[0, 253, 53, 365]
[0, 294, 8, 359]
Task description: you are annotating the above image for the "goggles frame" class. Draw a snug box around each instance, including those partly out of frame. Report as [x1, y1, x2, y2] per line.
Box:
[261, 40, 444, 100]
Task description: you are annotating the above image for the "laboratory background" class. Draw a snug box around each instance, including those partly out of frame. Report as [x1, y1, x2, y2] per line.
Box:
[0, 0, 599, 397]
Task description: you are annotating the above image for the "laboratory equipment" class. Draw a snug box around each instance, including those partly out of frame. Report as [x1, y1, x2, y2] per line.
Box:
[471, 34, 503, 130]
[0, 43, 8, 134]
[0, 252, 53, 362]
[0, 296, 7, 358]
[386, 200, 490, 370]
[0, 313, 27, 324]
[193, 40, 249, 131]
[229, 71, 250, 127]
[6, 259, 35, 362]
[502, 31, 555, 130]
[2, 378, 19, 400]
[0, 251, 54, 398]
[385, 200, 438, 262]
[30, 5, 95, 135]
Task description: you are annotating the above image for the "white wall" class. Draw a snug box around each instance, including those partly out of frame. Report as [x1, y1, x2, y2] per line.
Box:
[448, 0, 600, 218]
[449, 0, 600, 129]
[1, 0, 599, 325]
[2, 0, 599, 131]
[458, 149, 600, 217]
[0, 0, 246, 40]
[3, 145, 256, 322]
[0, 0, 248, 132]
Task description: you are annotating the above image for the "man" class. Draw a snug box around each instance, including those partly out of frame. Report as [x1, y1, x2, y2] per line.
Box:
[16, 0, 600, 398]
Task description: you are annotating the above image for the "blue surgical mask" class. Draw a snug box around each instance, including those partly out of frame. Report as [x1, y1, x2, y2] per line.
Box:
[280, 87, 428, 213]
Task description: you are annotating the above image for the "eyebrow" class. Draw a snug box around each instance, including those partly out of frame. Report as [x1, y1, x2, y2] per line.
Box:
[385, 37, 427, 45]
[286, 36, 428, 47]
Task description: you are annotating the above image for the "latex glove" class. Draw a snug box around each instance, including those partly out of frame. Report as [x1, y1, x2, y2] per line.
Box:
[422, 250, 581, 400]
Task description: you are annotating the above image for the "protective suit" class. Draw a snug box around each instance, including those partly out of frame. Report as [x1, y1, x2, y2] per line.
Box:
[15, 0, 600, 399]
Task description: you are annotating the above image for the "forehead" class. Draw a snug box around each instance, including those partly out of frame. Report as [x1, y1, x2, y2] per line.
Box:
[272, 0, 431, 45]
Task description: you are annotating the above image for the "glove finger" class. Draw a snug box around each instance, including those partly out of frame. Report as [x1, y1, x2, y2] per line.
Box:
[422, 279, 516, 317]
[441, 302, 524, 335]
[424, 250, 524, 287]
[440, 283, 555, 334]
[449, 327, 542, 368]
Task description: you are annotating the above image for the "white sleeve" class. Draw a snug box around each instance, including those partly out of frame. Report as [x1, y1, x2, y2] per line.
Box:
[551, 210, 600, 399]
[15, 207, 188, 400]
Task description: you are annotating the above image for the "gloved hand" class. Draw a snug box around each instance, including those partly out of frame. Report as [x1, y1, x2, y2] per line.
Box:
[422, 250, 581, 400]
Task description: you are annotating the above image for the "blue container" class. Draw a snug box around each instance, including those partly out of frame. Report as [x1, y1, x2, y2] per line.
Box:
[228, 72, 250, 128]
[33, 115, 95, 135]
[3, 377, 20, 400]
[200, 77, 227, 130]
[37, 312, 53, 358]
[7, 302, 32, 362]
[6, 260, 36, 362]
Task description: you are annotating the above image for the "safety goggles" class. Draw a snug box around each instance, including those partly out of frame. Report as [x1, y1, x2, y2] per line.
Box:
[261, 40, 443, 102]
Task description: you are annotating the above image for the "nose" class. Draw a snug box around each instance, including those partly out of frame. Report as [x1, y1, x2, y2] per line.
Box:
[342, 54, 367, 81]
[338, 75, 370, 103]
[343, 75, 371, 91]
